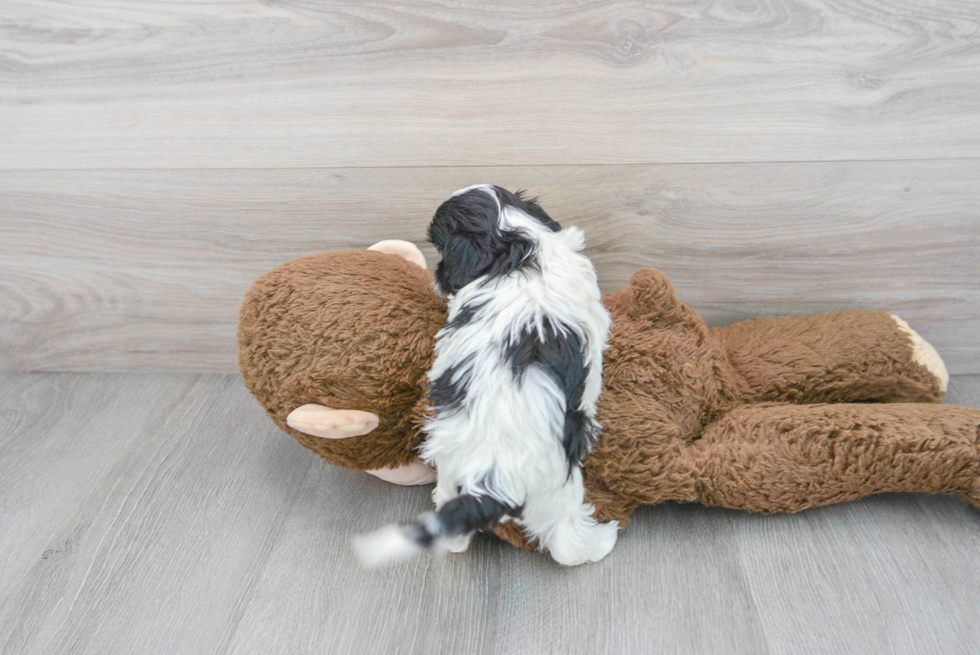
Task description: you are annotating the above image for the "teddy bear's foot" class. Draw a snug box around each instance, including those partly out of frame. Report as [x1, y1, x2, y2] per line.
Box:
[890, 315, 949, 394]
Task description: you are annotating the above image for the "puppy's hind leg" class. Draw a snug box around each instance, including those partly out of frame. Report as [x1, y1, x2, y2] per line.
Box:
[431, 479, 473, 553]
[549, 506, 619, 566]
[523, 475, 619, 566]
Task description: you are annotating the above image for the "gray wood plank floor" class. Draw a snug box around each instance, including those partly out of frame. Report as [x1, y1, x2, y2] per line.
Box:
[1, 373, 978, 655]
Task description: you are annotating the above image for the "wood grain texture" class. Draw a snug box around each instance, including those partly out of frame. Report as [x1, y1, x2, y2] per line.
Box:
[227, 462, 774, 655]
[1, 0, 979, 169]
[734, 496, 980, 655]
[0, 374, 980, 655]
[3, 373, 975, 654]
[2, 162, 978, 373]
[0, 374, 196, 606]
[0, 373, 314, 655]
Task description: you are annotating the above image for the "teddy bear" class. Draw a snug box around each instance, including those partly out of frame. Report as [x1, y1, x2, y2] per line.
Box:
[238, 240, 980, 552]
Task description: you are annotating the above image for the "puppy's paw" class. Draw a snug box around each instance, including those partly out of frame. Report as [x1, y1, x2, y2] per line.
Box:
[443, 532, 473, 554]
[547, 518, 619, 566]
[586, 521, 619, 562]
[581, 519, 620, 563]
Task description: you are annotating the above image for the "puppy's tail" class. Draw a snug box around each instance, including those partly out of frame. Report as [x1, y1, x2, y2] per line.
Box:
[353, 494, 513, 568]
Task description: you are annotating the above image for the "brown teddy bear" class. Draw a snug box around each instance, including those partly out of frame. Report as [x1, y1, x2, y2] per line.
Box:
[238, 240, 980, 552]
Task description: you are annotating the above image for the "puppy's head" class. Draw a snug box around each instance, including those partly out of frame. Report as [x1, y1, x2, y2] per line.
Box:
[427, 185, 561, 295]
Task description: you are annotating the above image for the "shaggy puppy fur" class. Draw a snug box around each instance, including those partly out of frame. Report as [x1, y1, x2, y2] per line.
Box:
[355, 185, 619, 566]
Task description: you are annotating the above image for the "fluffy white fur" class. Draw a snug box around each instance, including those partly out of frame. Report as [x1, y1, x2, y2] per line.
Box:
[354, 524, 425, 568]
[354, 514, 444, 568]
[420, 185, 619, 566]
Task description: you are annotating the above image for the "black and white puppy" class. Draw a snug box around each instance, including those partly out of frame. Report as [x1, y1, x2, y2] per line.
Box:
[355, 185, 618, 567]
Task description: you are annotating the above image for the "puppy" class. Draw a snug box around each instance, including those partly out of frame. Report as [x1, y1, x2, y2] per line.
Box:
[355, 185, 618, 567]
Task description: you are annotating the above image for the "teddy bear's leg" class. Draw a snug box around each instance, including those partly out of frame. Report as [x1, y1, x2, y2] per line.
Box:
[965, 478, 980, 511]
[712, 310, 947, 405]
[691, 403, 980, 514]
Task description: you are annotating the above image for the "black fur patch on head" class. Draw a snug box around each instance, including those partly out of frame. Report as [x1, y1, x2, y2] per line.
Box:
[427, 187, 539, 295]
[502, 319, 596, 471]
[493, 186, 561, 232]
[427, 354, 474, 414]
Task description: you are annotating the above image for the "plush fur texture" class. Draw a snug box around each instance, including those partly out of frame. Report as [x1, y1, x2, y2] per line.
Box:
[238, 250, 443, 471]
[239, 248, 980, 557]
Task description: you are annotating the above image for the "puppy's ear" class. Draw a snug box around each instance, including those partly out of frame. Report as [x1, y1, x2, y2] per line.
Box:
[429, 188, 538, 295]
[435, 232, 494, 295]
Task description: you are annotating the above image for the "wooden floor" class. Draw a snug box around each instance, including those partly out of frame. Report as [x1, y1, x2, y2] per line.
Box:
[1, 371, 978, 655]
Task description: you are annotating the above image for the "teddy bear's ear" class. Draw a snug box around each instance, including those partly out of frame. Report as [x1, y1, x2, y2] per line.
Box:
[286, 404, 437, 485]
[286, 404, 379, 439]
[367, 240, 427, 269]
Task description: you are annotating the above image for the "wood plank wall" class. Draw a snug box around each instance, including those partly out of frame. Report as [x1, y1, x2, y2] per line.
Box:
[1, 1, 978, 373]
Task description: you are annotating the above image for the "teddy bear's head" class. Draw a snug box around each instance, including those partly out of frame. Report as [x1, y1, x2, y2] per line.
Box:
[238, 242, 447, 471]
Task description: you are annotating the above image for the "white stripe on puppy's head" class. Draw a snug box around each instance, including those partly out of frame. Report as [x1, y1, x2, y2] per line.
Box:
[427, 185, 560, 296]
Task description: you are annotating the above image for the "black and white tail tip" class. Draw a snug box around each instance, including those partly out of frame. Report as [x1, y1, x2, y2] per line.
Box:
[353, 494, 515, 568]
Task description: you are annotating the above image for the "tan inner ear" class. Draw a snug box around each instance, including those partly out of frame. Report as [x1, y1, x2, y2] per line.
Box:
[367, 240, 427, 270]
[286, 404, 380, 439]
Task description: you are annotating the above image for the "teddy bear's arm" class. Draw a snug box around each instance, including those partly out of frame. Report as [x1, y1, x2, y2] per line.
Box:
[690, 402, 980, 513]
[603, 268, 691, 325]
[712, 310, 948, 405]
